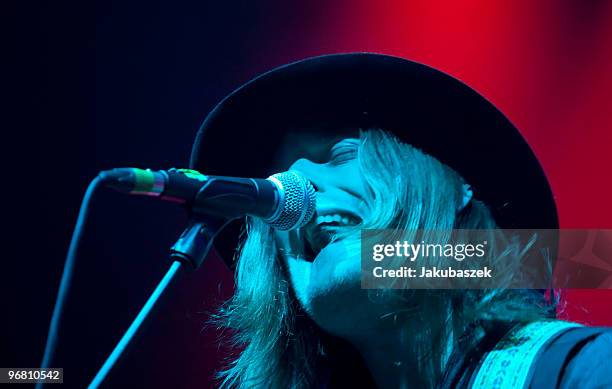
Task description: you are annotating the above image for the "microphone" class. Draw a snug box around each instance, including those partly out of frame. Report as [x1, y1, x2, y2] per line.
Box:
[98, 168, 316, 231]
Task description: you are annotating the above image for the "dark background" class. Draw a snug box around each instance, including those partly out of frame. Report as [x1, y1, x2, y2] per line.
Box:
[4, 1, 612, 388]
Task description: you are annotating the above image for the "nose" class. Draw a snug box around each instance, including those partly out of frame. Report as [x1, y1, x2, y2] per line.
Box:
[289, 158, 323, 192]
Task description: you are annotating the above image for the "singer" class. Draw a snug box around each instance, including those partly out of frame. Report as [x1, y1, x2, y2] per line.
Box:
[191, 54, 612, 388]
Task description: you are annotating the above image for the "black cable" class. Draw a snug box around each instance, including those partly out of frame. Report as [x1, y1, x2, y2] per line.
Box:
[37, 176, 102, 388]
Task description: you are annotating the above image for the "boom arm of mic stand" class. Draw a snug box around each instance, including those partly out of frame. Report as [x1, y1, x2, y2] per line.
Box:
[88, 216, 230, 389]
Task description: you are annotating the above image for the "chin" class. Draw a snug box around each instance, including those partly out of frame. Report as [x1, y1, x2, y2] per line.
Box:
[299, 243, 383, 337]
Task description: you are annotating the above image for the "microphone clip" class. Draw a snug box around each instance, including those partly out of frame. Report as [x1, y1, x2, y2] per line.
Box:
[170, 216, 230, 270]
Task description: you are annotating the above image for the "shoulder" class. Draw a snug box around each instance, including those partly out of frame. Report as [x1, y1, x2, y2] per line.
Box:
[468, 321, 612, 389]
[529, 325, 612, 389]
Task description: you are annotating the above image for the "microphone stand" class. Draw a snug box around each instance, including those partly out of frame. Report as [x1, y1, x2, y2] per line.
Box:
[87, 216, 230, 389]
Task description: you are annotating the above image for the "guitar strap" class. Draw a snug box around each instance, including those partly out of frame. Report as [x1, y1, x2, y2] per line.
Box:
[471, 320, 582, 388]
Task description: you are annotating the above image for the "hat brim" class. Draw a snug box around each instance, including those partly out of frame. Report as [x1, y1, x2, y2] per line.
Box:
[190, 53, 558, 267]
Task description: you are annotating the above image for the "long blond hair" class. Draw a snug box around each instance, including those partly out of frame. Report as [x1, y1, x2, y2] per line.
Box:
[214, 129, 555, 388]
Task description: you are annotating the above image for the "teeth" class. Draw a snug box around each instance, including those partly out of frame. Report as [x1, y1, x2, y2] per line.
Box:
[315, 213, 359, 226]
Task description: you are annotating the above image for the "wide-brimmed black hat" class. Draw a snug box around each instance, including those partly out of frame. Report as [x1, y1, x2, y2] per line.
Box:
[190, 53, 558, 267]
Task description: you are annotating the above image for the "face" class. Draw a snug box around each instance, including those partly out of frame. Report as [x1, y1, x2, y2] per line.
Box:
[274, 138, 405, 339]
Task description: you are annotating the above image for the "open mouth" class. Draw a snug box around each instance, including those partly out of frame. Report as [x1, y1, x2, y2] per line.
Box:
[302, 212, 362, 261]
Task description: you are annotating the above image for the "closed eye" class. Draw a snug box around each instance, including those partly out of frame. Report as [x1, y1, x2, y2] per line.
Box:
[328, 144, 358, 165]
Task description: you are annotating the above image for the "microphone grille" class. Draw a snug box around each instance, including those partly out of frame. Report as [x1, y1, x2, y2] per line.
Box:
[266, 171, 316, 231]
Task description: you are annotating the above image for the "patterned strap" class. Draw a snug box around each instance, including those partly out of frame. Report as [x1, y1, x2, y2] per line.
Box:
[471, 320, 582, 389]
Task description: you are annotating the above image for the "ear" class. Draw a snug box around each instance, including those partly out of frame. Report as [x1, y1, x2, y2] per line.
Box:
[459, 183, 473, 212]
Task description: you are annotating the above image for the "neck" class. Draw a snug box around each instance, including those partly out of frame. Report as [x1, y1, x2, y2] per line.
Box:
[348, 322, 455, 389]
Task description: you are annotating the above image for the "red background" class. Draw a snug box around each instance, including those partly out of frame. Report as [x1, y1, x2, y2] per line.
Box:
[237, 0, 612, 325]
